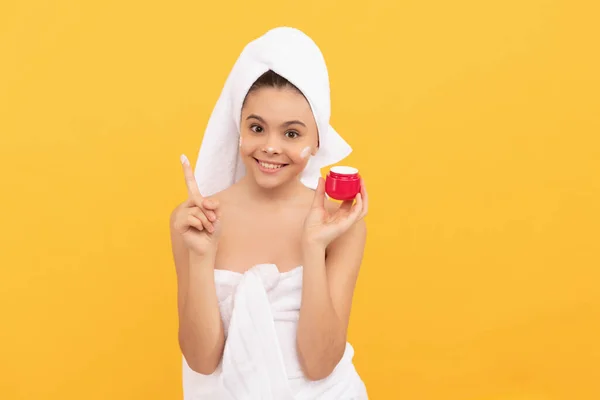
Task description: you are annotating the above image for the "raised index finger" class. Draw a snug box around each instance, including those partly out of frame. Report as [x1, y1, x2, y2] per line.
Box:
[180, 154, 201, 199]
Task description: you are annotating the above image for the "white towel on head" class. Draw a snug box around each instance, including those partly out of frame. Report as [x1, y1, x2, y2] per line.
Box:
[182, 28, 368, 399]
[193, 26, 352, 196]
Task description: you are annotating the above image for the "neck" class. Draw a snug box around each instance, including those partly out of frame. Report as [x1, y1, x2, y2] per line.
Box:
[238, 174, 307, 204]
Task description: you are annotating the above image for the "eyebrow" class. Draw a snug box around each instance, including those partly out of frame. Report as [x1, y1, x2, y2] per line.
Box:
[246, 114, 306, 128]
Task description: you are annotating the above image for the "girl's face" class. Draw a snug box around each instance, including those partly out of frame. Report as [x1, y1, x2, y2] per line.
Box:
[239, 86, 319, 190]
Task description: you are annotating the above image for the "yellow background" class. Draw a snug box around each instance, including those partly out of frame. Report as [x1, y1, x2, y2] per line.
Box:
[1, 0, 599, 399]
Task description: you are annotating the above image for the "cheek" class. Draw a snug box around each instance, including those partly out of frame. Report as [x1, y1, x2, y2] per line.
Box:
[299, 146, 311, 159]
[239, 134, 260, 155]
[286, 145, 312, 167]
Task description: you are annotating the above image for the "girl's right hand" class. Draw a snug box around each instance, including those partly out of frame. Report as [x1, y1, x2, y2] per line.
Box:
[171, 154, 222, 256]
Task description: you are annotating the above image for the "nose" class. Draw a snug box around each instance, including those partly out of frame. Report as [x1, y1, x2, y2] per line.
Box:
[261, 132, 282, 155]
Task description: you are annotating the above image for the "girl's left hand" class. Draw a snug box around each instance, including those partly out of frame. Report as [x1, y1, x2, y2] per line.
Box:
[302, 177, 369, 249]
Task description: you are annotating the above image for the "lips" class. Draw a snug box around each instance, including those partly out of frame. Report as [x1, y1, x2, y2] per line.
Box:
[254, 158, 288, 173]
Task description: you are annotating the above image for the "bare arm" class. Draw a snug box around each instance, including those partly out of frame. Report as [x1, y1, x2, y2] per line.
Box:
[296, 219, 366, 380]
[171, 204, 224, 375]
[296, 177, 369, 380]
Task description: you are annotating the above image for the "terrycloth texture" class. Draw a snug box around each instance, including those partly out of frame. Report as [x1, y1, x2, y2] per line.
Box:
[182, 264, 369, 399]
[193, 26, 352, 195]
[183, 27, 364, 399]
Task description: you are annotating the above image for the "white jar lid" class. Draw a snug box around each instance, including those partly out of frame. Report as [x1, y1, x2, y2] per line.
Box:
[331, 166, 358, 175]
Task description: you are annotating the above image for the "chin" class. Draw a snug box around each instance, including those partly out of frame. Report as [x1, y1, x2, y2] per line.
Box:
[254, 177, 285, 189]
[245, 159, 304, 189]
[252, 171, 296, 189]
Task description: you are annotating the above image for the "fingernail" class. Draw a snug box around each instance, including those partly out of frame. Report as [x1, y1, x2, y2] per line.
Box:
[209, 214, 216, 222]
[180, 154, 189, 165]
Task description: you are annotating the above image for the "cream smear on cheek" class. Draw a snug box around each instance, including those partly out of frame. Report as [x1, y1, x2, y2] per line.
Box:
[300, 146, 311, 159]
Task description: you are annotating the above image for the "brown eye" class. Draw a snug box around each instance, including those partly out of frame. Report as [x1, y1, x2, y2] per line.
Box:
[251, 124, 264, 133]
[285, 130, 299, 139]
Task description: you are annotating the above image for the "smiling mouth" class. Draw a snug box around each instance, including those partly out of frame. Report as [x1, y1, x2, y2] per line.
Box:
[254, 158, 288, 171]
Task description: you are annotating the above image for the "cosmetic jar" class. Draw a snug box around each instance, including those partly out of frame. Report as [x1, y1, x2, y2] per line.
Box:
[325, 166, 361, 201]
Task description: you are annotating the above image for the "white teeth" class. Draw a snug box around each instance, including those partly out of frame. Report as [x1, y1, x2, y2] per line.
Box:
[258, 161, 283, 170]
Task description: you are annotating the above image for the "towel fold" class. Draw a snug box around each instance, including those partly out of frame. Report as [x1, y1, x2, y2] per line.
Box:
[182, 27, 367, 399]
[182, 264, 369, 399]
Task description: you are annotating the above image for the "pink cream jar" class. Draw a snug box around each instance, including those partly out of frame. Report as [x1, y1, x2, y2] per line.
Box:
[325, 166, 361, 201]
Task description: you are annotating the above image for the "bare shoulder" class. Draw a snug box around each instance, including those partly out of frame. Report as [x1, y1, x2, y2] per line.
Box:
[203, 183, 239, 207]
[326, 199, 367, 253]
[171, 182, 234, 212]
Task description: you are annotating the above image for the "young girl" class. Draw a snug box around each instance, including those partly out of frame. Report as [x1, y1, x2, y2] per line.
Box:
[170, 27, 369, 399]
